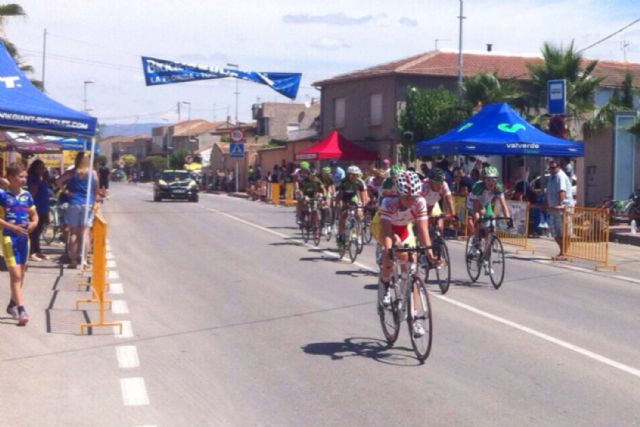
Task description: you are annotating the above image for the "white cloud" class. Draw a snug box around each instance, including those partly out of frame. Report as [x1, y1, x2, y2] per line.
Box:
[399, 17, 418, 27]
[283, 12, 376, 26]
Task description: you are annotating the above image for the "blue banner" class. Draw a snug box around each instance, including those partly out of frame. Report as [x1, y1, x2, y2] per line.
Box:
[141, 56, 302, 100]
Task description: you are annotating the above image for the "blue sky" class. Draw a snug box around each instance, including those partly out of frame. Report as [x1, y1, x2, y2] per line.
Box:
[4, 0, 640, 124]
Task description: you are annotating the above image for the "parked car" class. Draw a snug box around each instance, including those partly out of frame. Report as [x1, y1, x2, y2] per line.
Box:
[153, 170, 199, 202]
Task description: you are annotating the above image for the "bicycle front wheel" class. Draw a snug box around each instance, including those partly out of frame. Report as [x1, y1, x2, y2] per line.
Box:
[347, 224, 358, 263]
[312, 223, 321, 247]
[378, 280, 400, 345]
[434, 239, 452, 294]
[465, 236, 481, 283]
[407, 276, 433, 363]
[301, 221, 310, 243]
[488, 235, 506, 289]
[355, 220, 364, 254]
[363, 214, 373, 244]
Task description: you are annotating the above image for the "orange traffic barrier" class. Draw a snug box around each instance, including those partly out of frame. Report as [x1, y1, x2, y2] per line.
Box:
[270, 183, 280, 205]
[452, 196, 469, 238]
[75, 213, 123, 335]
[285, 183, 296, 207]
[562, 207, 615, 271]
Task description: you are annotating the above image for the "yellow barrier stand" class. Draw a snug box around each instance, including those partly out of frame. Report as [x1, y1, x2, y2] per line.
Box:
[562, 207, 616, 271]
[75, 213, 123, 335]
[271, 183, 280, 205]
[285, 182, 296, 207]
[496, 200, 534, 254]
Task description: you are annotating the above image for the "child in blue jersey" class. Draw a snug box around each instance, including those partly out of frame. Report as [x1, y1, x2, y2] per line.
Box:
[0, 163, 38, 325]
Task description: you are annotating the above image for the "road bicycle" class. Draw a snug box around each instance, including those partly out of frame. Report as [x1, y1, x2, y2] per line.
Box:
[361, 201, 377, 245]
[299, 196, 323, 246]
[41, 198, 62, 246]
[465, 216, 512, 289]
[338, 203, 364, 262]
[377, 246, 433, 363]
[419, 214, 453, 294]
[321, 195, 336, 242]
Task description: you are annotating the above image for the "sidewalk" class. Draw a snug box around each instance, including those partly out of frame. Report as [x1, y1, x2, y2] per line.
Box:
[610, 224, 640, 246]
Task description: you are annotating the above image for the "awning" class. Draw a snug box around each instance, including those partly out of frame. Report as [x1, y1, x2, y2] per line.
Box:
[295, 130, 378, 161]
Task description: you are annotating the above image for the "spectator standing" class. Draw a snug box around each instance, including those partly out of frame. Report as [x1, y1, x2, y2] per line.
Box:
[451, 167, 475, 197]
[27, 160, 50, 261]
[546, 160, 575, 256]
[56, 152, 100, 269]
[98, 161, 110, 199]
[1, 162, 38, 325]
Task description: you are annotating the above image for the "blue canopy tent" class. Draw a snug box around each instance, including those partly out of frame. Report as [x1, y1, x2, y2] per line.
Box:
[416, 103, 583, 157]
[0, 41, 98, 266]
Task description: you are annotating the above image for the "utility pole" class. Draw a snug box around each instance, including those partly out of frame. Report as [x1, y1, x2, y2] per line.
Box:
[227, 63, 239, 124]
[177, 102, 181, 121]
[457, 0, 466, 98]
[41, 29, 47, 91]
[83, 80, 94, 113]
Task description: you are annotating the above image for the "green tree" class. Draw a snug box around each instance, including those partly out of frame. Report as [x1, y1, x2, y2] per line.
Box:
[120, 154, 136, 168]
[169, 148, 190, 169]
[144, 155, 166, 172]
[462, 72, 526, 111]
[397, 86, 470, 162]
[526, 41, 603, 137]
[587, 72, 637, 134]
[0, 4, 42, 89]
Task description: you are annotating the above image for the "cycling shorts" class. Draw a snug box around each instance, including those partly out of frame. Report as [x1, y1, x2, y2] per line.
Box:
[3, 235, 29, 267]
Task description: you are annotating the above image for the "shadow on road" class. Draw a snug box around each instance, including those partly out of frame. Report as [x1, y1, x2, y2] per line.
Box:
[266, 226, 299, 230]
[302, 337, 421, 366]
[335, 269, 377, 278]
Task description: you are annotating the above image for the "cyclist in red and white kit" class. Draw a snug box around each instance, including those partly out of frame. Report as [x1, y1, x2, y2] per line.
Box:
[378, 171, 439, 338]
[421, 167, 456, 233]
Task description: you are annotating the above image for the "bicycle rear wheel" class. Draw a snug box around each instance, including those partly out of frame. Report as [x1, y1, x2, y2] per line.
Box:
[378, 280, 400, 345]
[301, 218, 310, 243]
[407, 276, 433, 363]
[465, 236, 481, 283]
[434, 239, 451, 294]
[488, 235, 506, 289]
[41, 207, 58, 245]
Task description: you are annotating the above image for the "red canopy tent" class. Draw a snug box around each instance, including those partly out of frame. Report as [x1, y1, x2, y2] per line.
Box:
[295, 130, 378, 161]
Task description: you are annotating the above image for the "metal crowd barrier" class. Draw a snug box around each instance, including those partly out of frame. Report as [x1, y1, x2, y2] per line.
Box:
[562, 207, 615, 271]
[496, 200, 533, 253]
[270, 183, 280, 205]
[285, 182, 296, 206]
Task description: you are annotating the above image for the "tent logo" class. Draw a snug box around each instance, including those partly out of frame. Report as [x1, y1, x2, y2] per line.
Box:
[498, 123, 525, 133]
[458, 123, 473, 132]
[0, 76, 21, 89]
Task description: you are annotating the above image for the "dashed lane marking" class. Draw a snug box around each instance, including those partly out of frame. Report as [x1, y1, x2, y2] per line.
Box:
[109, 283, 124, 294]
[112, 300, 130, 314]
[207, 206, 640, 380]
[116, 345, 140, 369]
[107, 259, 117, 269]
[108, 270, 120, 280]
[116, 320, 134, 338]
[120, 377, 150, 406]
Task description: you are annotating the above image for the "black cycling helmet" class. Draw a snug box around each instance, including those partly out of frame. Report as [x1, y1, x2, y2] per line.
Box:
[429, 167, 445, 183]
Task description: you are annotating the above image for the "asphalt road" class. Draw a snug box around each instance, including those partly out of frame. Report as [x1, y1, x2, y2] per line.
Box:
[1, 182, 639, 427]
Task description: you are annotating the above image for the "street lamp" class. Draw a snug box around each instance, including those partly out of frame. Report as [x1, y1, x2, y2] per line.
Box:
[83, 80, 94, 113]
[227, 63, 239, 124]
[457, 0, 466, 98]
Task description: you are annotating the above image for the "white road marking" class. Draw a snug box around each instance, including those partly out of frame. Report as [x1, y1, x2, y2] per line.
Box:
[209, 205, 640, 379]
[107, 259, 118, 269]
[612, 275, 640, 284]
[109, 282, 124, 294]
[120, 377, 150, 406]
[106, 252, 115, 260]
[116, 345, 140, 368]
[112, 299, 129, 314]
[115, 320, 134, 338]
[108, 270, 120, 280]
[106, 244, 112, 251]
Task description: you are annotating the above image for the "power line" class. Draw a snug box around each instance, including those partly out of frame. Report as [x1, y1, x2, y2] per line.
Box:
[578, 17, 640, 53]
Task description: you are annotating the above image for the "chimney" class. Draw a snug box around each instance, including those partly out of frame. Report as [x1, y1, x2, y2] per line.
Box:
[487, 44, 493, 52]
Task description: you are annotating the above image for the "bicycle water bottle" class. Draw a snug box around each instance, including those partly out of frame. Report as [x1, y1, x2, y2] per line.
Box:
[631, 219, 638, 234]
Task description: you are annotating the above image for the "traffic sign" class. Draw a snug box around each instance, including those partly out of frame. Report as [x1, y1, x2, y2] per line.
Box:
[547, 79, 566, 115]
[230, 129, 244, 142]
[230, 142, 245, 158]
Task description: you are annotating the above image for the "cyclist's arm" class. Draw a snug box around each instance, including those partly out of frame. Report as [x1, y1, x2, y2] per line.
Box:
[444, 193, 455, 215]
[497, 195, 510, 218]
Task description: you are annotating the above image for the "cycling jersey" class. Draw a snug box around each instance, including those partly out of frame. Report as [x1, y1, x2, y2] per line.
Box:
[421, 180, 451, 207]
[378, 196, 427, 242]
[0, 190, 35, 266]
[379, 177, 396, 198]
[469, 180, 505, 213]
[337, 178, 366, 203]
[299, 178, 325, 197]
[319, 174, 334, 189]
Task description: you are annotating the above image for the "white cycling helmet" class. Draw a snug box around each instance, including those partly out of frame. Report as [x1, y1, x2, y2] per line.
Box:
[396, 171, 422, 196]
[347, 165, 362, 175]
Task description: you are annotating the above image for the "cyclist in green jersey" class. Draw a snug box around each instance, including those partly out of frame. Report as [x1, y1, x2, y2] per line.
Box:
[469, 165, 511, 241]
[298, 172, 326, 230]
[379, 164, 403, 201]
[336, 165, 369, 248]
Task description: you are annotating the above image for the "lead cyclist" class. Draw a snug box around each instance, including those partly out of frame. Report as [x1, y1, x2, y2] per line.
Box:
[377, 171, 440, 338]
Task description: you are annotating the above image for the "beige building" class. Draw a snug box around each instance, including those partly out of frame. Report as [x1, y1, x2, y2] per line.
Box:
[252, 100, 320, 141]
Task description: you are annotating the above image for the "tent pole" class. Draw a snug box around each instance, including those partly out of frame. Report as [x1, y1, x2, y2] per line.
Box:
[80, 136, 96, 269]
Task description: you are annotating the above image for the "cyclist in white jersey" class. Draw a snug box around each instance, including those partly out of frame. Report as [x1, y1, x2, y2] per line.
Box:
[377, 171, 439, 338]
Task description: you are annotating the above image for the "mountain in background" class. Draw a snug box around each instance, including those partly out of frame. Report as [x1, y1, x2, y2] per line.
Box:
[99, 123, 164, 137]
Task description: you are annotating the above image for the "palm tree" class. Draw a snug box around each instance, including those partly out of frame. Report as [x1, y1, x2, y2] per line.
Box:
[0, 3, 42, 89]
[526, 41, 603, 137]
[461, 72, 526, 112]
